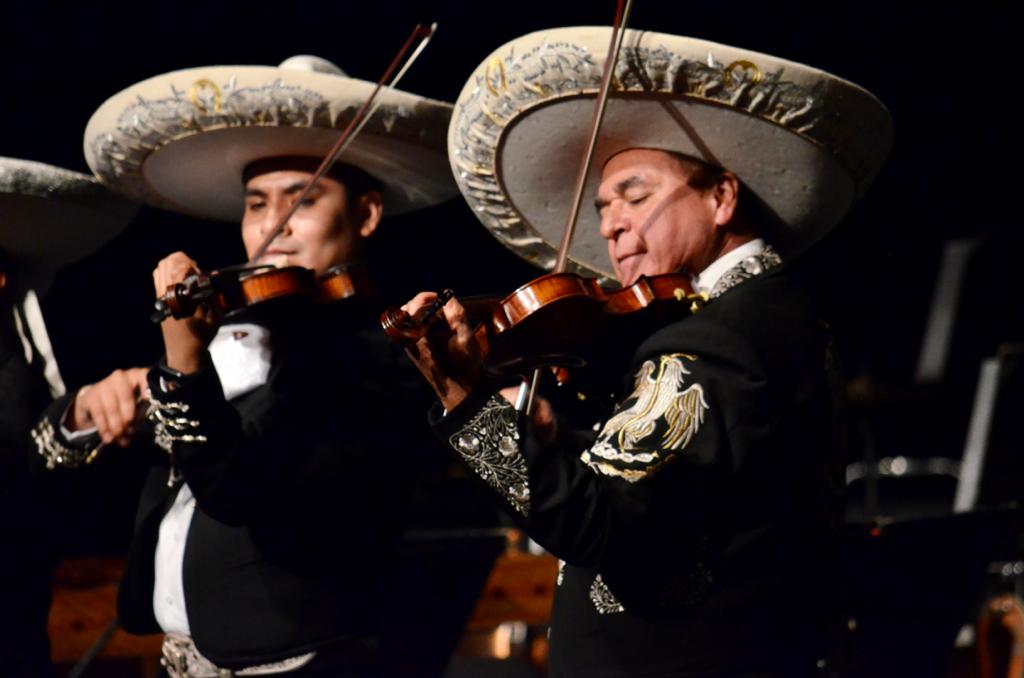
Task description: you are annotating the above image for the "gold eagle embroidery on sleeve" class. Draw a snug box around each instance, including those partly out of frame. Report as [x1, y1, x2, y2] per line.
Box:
[582, 354, 709, 482]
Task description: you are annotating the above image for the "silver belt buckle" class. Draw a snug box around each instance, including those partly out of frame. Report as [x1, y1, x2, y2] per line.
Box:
[160, 633, 316, 677]
[160, 634, 224, 678]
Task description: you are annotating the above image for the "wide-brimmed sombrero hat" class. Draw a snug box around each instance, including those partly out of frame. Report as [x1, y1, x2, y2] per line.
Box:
[1, 157, 137, 279]
[449, 27, 893, 282]
[85, 55, 457, 222]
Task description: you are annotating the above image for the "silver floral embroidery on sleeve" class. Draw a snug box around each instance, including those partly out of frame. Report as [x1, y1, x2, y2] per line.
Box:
[589, 574, 625, 614]
[146, 398, 207, 454]
[31, 419, 102, 469]
[449, 395, 530, 516]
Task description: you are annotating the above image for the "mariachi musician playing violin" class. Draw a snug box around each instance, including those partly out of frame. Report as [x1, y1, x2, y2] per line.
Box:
[32, 54, 455, 675]
[398, 27, 892, 677]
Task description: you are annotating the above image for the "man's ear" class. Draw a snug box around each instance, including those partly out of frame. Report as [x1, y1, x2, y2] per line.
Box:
[355, 190, 384, 238]
[712, 172, 740, 228]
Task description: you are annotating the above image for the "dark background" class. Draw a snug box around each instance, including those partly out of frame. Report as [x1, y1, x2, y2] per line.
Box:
[3, 3, 1021, 673]
[3, 0, 1019, 437]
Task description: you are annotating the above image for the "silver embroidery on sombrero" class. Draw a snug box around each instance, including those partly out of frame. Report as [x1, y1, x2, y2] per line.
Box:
[89, 78, 438, 211]
[451, 40, 870, 282]
[707, 244, 782, 299]
[589, 574, 625, 615]
[90, 81, 327, 205]
[449, 395, 531, 516]
[581, 354, 708, 483]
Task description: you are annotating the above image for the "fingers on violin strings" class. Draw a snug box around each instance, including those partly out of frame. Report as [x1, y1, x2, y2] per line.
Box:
[440, 295, 468, 329]
[153, 259, 176, 295]
[403, 291, 438, 316]
[153, 251, 199, 292]
[165, 250, 198, 271]
[444, 300, 476, 354]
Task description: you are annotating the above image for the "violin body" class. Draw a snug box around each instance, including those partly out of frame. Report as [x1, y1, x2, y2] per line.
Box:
[381, 271, 705, 376]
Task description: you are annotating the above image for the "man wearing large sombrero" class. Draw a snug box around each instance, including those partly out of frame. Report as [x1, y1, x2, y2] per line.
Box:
[32, 56, 455, 675]
[401, 27, 892, 676]
[1, 156, 135, 676]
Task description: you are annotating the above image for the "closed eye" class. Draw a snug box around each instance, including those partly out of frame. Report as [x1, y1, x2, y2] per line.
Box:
[292, 192, 321, 209]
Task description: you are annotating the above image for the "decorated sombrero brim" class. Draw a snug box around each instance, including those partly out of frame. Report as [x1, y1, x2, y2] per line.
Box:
[449, 27, 893, 281]
[85, 56, 457, 222]
[1, 157, 136, 273]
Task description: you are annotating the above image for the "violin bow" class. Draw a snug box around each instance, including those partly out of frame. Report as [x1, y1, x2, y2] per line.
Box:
[520, 0, 634, 413]
[553, 0, 633, 274]
[249, 23, 437, 264]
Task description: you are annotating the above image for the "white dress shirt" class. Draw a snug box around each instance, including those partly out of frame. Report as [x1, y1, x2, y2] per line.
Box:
[151, 322, 274, 635]
[152, 484, 196, 634]
[12, 289, 66, 398]
[689, 238, 767, 297]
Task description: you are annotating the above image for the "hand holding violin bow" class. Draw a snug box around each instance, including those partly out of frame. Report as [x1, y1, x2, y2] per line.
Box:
[69, 367, 150, 446]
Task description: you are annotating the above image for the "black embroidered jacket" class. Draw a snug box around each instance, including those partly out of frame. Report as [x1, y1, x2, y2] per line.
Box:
[433, 262, 845, 677]
[33, 301, 428, 667]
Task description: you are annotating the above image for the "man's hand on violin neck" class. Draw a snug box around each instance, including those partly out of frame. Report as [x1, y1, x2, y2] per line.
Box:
[402, 292, 482, 411]
[70, 367, 149, 446]
[154, 251, 213, 374]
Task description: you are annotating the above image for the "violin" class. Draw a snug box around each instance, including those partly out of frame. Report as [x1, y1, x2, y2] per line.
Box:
[381, 271, 705, 376]
[380, 0, 701, 391]
[151, 263, 373, 323]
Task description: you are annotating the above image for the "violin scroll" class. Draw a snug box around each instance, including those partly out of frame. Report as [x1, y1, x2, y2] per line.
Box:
[151, 273, 212, 323]
[380, 289, 454, 347]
